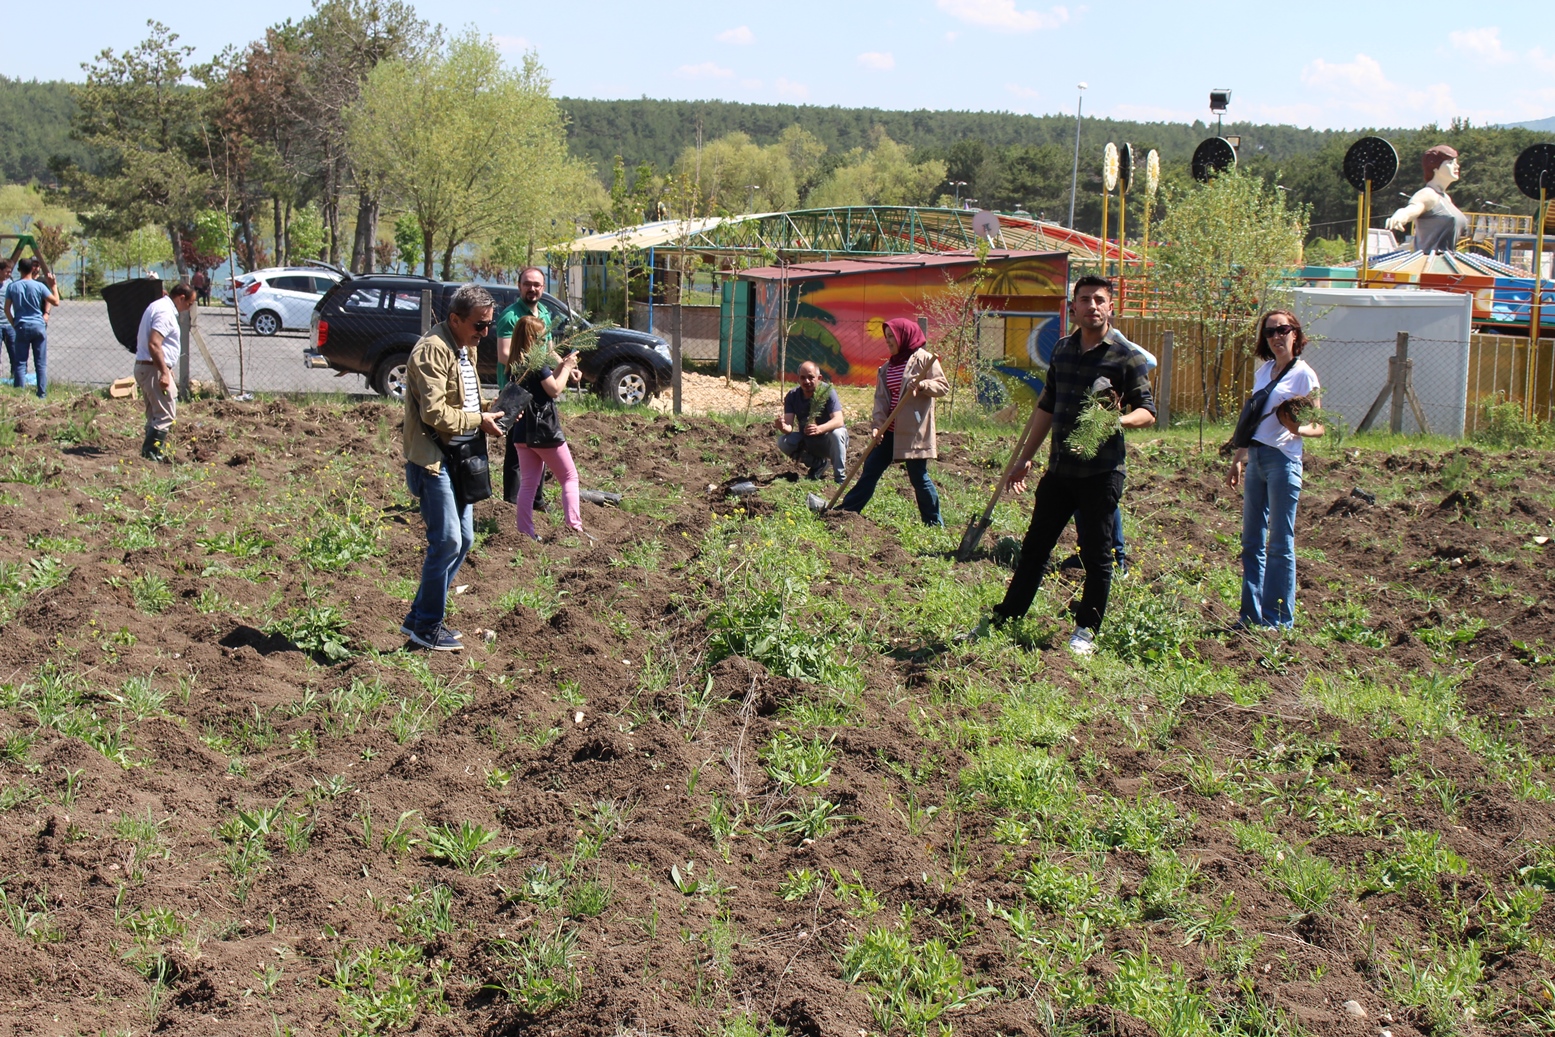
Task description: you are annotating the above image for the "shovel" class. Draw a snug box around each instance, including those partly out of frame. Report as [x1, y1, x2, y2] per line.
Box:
[812, 356, 939, 515]
[955, 402, 1045, 561]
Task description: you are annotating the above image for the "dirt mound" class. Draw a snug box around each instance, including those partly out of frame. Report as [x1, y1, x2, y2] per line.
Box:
[0, 392, 1548, 1035]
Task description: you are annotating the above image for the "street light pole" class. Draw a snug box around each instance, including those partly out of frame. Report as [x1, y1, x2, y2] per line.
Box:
[947, 180, 967, 207]
[1068, 83, 1087, 229]
[745, 185, 761, 212]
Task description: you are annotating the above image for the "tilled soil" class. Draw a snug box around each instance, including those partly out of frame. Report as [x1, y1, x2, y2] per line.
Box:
[0, 392, 1551, 1037]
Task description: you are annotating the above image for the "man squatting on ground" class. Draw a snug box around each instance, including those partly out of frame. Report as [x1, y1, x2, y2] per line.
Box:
[495, 266, 553, 510]
[401, 285, 506, 652]
[133, 283, 197, 462]
[970, 275, 1155, 657]
[774, 361, 848, 483]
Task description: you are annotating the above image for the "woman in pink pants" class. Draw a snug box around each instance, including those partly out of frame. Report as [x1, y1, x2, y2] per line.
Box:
[510, 316, 585, 540]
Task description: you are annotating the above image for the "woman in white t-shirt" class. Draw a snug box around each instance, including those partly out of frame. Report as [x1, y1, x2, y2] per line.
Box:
[1227, 310, 1324, 629]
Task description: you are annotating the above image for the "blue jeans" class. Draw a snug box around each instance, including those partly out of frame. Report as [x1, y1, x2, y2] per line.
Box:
[777, 427, 849, 482]
[404, 462, 475, 633]
[1240, 444, 1302, 628]
[837, 429, 941, 525]
[11, 323, 45, 396]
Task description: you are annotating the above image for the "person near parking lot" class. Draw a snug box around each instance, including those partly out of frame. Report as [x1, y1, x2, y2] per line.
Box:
[0, 260, 14, 384]
[774, 360, 848, 482]
[1227, 309, 1324, 630]
[3, 258, 61, 397]
[495, 266, 554, 507]
[965, 276, 1156, 657]
[401, 284, 506, 652]
[190, 269, 211, 306]
[134, 283, 197, 462]
[511, 315, 586, 541]
[835, 317, 948, 525]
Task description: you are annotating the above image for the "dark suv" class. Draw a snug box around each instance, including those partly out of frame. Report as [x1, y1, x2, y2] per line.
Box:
[304, 274, 673, 404]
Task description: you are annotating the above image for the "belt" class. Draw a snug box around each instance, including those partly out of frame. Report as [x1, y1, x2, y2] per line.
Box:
[135, 361, 159, 366]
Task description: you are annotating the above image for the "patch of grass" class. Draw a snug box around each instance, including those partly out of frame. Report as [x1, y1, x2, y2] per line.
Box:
[420, 820, 517, 875]
[840, 916, 995, 1035]
[484, 924, 582, 1012]
[266, 599, 352, 662]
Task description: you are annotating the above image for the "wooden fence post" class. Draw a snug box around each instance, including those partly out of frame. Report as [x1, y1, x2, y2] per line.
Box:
[420, 289, 433, 336]
[1157, 331, 1173, 429]
[1389, 331, 1409, 434]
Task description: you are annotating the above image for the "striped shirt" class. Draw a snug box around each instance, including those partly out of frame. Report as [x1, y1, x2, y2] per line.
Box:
[1037, 328, 1156, 478]
[883, 354, 909, 430]
[457, 348, 480, 413]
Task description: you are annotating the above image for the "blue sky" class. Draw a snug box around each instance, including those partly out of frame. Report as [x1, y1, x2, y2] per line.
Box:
[6, 0, 1551, 129]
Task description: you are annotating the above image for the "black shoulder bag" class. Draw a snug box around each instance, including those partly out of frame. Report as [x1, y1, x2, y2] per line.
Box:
[431, 429, 492, 509]
[1228, 360, 1298, 451]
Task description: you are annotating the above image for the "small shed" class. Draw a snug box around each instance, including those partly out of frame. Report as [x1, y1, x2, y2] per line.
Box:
[721, 250, 1069, 385]
[1293, 287, 1474, 437]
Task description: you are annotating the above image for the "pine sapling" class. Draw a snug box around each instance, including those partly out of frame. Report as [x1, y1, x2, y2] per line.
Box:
[1066, 392, 1123, 460]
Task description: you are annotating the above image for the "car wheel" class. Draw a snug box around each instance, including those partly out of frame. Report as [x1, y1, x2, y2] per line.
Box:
[373, 351, 411, 398]
[600, 362, 651, 406]
[251, 310, 282, 336]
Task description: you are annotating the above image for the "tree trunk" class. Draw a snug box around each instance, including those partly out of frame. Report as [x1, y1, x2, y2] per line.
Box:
[324, 158, 343, 266]
[167, 224, 188, 278]
[352, 193, 379, 274]
[422, 227, 435, 278]
[440, 236, 457, 282]
[272, 196, 284, 267]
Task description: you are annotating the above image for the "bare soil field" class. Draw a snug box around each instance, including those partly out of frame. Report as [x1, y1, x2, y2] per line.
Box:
[0, 389, 1550, 1037]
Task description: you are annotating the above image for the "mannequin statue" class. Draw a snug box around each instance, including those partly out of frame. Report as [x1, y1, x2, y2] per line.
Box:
[1385, 145, 1467, 252]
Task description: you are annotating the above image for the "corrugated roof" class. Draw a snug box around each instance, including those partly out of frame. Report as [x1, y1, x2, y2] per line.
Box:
[553, 214, 770, 252]
[736, 250, 1067, 281]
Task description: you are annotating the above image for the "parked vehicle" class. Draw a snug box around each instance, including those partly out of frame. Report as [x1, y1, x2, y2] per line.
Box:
[304, 274, 674, 404]
[236, 266, 344, 336]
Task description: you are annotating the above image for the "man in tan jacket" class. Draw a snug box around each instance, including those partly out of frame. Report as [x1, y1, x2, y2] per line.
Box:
[401, 284, 506, 651]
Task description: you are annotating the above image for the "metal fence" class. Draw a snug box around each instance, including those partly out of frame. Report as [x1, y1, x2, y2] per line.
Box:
[1116, 316, 1553, 437]
[23, 300, 376, 396]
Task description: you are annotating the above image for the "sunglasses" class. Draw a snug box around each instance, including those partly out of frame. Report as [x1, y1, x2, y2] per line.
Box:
[1264, 324, 1296, 337]
[472, 320, 495, 331]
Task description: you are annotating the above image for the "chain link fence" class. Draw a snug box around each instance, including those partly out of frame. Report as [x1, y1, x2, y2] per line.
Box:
[23, 299, 375, 396]
[1117, 315, 1551, 437]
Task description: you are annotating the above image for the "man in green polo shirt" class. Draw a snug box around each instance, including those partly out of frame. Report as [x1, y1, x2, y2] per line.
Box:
[496, 266, 554, 506]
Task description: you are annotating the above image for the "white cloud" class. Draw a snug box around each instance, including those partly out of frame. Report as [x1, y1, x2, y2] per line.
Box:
[775, 77, 810, 100]
[857, 51, 895, 71]
[1005, 83, 1040, 101]
[716, 25, 754, 45]
[492, 35, 531, 53]
[1299, 53, 1462, 126]
[1448, 27, 1513, 64]
[936, 0, 1070, 32]
[740, 78, 763, 90]
[675, 62, 734, 79]
[945, 31, 960, 42]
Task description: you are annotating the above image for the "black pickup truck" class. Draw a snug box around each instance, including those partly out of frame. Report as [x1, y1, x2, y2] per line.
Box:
[304, 274, 673, 404]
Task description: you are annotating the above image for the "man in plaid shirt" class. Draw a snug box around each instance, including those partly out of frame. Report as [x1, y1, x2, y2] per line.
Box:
[968, 276, 1156, 656]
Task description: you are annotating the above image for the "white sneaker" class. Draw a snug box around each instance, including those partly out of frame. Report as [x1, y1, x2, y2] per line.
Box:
[1067, 626, 1096, 657]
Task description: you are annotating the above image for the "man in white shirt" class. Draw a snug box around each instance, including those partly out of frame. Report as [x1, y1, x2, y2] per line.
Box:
[134, 283, 196, 462]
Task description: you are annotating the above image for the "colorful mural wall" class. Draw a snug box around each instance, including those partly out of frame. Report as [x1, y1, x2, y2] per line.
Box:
[738, 252, 1069, 387]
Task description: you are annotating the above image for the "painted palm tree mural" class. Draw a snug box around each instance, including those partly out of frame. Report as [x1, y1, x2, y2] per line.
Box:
[745, 251, 1068, 386]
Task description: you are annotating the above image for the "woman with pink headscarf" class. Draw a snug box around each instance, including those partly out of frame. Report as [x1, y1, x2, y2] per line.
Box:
[836, 317, 949, 525]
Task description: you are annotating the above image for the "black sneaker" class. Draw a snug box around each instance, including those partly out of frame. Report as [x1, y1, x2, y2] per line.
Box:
[407, 624, 463, 651]
[1058, 553, 1084, 571]
[401, 621, 461, 640]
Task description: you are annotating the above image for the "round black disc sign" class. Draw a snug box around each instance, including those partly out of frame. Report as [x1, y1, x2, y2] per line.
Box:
[1118, 142, 1134, 192]
[1343, 137, 1398, 192]
[1514, 143, 1555, 199]
[1191, 137, 1236, 183]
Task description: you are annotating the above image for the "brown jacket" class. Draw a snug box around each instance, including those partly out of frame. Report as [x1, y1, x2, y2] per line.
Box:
[870, 348, 949, 460]
[402, 321, 485, 472]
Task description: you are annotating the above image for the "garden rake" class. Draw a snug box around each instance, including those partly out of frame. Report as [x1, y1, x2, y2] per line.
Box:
[809, 357, 939, 515]
[954, 401, 1044, 561]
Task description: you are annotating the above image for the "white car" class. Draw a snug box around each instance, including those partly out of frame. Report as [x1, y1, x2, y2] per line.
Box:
[235, 267, 343, 336]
